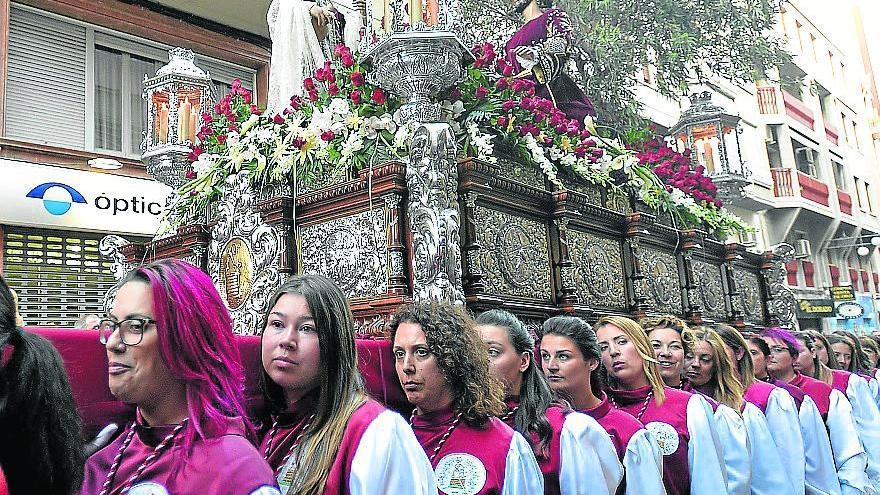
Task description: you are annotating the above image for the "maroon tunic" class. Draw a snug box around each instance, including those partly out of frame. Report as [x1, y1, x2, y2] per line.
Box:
[258, 394, 387, 495]
[411, 406, 516, 495]
[831, 369, 852, 395]
[743, 380, 778, 413]
[770, 378, 806, 409]
[607, 386, 695, 495]
[789, 373, 833, 418]
[501, 398, 564, 495]
[81, 415, 276, 495]
[580, 392, 644, 461]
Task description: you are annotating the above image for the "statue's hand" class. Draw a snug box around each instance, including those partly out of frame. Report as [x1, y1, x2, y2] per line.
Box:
[310, 5, 336, 27]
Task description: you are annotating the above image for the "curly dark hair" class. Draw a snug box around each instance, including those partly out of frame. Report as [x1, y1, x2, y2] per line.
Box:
[390, 301, 505, 427]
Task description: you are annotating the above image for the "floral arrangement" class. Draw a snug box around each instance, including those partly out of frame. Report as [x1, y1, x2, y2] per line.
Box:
[179, 44, 407, 216]
[174, 42, 748, 238]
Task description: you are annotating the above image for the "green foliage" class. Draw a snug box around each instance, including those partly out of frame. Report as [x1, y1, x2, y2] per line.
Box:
[561, 0, 792, 131]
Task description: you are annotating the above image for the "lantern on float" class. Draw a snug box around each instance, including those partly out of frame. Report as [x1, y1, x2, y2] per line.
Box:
[141, 47, 214, 188]
[669, 91, 752, 202]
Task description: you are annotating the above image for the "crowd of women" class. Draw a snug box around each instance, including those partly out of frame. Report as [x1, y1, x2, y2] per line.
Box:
[4, 259, 880, 495]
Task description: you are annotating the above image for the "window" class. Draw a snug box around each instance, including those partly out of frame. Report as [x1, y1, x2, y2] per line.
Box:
[6, 5, 257, 156]
[833, 161, 847, 191]
[864, 181, 874, 213]
[855, 177, 866, 210]
[792, 138, 817, 176]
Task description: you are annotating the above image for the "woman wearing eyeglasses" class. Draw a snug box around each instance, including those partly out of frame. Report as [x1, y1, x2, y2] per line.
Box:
[762, 327, 869, 495]
[392, 301, 544, 495]
[81, 259, 280, 495]
[536, 315, 664, 495]
[258, 274, 435, 495]
[596, 315, 727, 495]
[715, 325, 805, 495]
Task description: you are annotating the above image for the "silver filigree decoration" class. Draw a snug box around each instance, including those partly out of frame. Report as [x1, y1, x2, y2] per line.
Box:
[734, 269, 763, 323]
[637, 248, 683, 313]
[473, 206, 552, 300]
[496, 154, 546, 190]
[207, 172, 283, 335]
[407, 123, 466, 303]
[693, 260, 726, 320]
[100, 234, 136, 280]
[763, 243, 798, 329]
[567, 230, 626, 309]
[300, 209, 388, 300]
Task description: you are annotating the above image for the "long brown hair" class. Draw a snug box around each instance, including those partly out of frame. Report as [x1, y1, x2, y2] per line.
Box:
[806, 330, 836, 385]
[714, 324, 756, 389]
[390, 301, 505, 426]
[595, 315, 667, 406]
[260, 275, 366, 495]
[690, 326, 745, 410]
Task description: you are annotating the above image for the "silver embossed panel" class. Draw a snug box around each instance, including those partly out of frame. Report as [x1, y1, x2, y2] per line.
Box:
[735, 269, 763, 323]
[567, 230, 626, 309]
[693, 260, 726, 321]
[300, 209, 388, 300]
[638, 248, 683, 313]
[472, 206, 552, 300]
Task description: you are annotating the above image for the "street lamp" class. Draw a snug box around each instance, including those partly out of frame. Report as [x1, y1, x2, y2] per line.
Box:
[141, 47, 214, 188]
[668, 91, 752, 203]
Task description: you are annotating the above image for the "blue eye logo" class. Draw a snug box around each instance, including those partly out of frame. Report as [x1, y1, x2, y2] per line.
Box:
[26, 182, 87, 216]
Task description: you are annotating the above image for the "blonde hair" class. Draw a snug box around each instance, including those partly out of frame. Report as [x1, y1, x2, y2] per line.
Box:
[640, 314, 695, 355]
[690, 327, 745, 410]
[595, 315, 666, 406]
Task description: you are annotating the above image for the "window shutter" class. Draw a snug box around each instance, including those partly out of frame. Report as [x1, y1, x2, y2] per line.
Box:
[197, 56, 256, 90]
[6, 6, 87, 148]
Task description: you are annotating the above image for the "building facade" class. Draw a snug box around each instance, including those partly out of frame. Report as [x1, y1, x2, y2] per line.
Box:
[639, 0, 880, 333]
[0, 0, 270, 325]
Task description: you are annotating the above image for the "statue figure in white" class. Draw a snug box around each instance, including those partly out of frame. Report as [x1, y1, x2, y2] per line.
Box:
[266, 0, 366, 113]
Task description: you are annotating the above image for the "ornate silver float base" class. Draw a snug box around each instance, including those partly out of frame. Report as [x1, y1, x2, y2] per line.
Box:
[407, 123, 465, 304]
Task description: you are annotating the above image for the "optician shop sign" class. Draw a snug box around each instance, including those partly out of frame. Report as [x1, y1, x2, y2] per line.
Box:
[0, 159, 171, 236]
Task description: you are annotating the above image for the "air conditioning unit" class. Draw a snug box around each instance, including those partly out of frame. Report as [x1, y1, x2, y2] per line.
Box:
[764, 127, 777, 145]
[795, 238, 812, 258]
[739, 230, 759, 247]
[796, 147, 817, 164]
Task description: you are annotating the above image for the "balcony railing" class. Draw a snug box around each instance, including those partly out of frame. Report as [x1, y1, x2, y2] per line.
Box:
[825, 123, 840, 145]
[771, 168, 794, 196]
[757, 86, 779, 114]
[782, 90, 816, 129]
[771, 168, 831, 207]
[798, 171, 829, 206]
[838, 190, 853, 215]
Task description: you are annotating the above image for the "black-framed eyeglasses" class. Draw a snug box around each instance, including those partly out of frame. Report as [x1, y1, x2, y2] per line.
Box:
[98, 317, 155, 346]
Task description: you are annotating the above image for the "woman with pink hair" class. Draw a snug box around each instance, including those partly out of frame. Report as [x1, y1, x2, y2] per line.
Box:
[80, 259, 279, 495]
[762, 327, 869, 495]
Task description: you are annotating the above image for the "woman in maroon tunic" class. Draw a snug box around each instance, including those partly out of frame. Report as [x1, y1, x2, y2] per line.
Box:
[391, 301, 544, 495]
[81, 260, 279, 495]
[259, 275, 435, 495]
[595, 315, 727, 495]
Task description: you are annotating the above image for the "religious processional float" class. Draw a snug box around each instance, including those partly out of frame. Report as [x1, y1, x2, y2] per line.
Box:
[101, 0, 798, 336]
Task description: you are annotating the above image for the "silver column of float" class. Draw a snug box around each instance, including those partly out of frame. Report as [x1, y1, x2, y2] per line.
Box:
[366, 31, 471, 304]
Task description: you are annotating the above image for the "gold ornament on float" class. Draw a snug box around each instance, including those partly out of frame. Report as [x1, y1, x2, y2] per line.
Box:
[219, 238, 253, 310]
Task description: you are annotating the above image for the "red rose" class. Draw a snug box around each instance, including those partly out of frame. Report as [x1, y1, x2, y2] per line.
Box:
[185, 169, 197, 180]
[497, 115, 509, 127]
[475, 86, 488, 99]
[328, 83, 339, 96]
[309, 90, 319, 102]
[187, 146, 203, 162]
[290, 96, 303, 110]
[351, 90, 362, 105]
[303, 78, 316, 91]
[321, 130, 335, 141]
[292, 137, 305, 148]
[251, 105, 262, 116]
[314, 69, 326, 82]
[341, 53, 354, 68]
[202, 112, 213, 124]
[371, 88, 387, 105]
[351, 70, 365, 87]
[496, 78, 509, 91]
[242, 91, 252, 104]
[216, 134, 227, 144]
[326, 71, 336, 84]
[273, 114, 285, 125]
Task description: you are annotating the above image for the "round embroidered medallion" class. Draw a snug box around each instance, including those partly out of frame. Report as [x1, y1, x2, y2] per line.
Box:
[128, 482, 170, 495]
[645, 421, 680, 456]
[434, 453, 487, 495]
